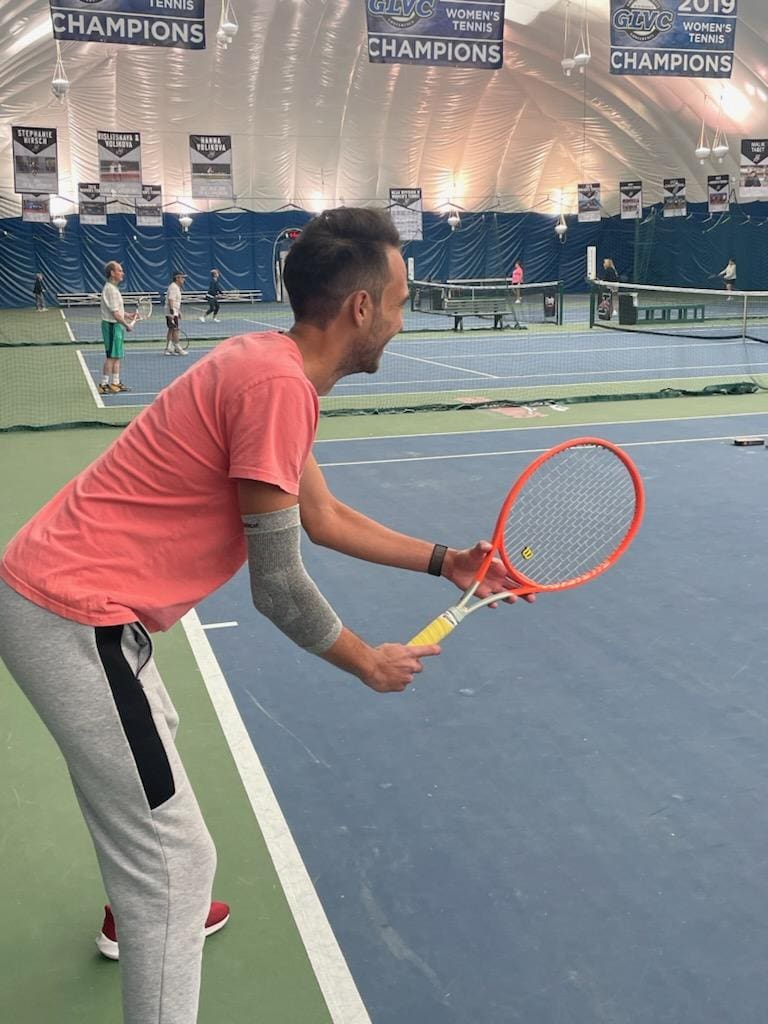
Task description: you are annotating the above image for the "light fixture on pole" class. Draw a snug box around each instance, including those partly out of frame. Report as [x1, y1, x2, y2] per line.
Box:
[217, 0, 238, 48]
[572, 0, 591, 73]
[179, 212, 193, 233]
[51, 41, 70, 101]
[447, 210, 461, 231]
[554, 213, 568, 242]
[561, 2, 575, 76]
[694, 96, 711, 163]
[52, 213, 67, 237]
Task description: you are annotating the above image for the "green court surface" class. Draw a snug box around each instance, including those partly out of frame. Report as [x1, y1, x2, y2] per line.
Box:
[3, 391, 768, 1021]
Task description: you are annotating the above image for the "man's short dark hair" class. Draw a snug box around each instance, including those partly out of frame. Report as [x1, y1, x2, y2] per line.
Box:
[283, 208, 401, 326]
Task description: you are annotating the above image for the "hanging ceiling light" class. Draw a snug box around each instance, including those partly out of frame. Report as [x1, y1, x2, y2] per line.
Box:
[52, 213, 67, 237]
[51, 41, 70, 101]
[217, 0, 238, 48]
[447, 210, 461, 231]
[694, 95, 711, 163]
[572, 0, 591, 72]
[561, 1, 575, 76]
[179, 212, 193, 232]
[712, 127, 729, 161]
[554, 213, 567, 241]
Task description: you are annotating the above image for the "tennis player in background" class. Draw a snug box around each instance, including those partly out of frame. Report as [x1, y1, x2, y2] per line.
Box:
[0, 207, 528, 1024]
[32, 272, 46, 311]
[199, 267, 224, 322]
[99, 260, 134, 394]
[164, 270, 188, 355]
[718, 257, 737, 298]
[510, 259, 524, 303]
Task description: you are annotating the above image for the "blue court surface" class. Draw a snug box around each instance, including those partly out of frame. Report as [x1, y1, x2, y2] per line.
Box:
[189, 413, 768, 1024]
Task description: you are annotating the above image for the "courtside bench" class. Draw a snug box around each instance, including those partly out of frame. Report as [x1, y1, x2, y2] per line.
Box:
[639, 303, 705, 322]
[442, 296, 510, 330]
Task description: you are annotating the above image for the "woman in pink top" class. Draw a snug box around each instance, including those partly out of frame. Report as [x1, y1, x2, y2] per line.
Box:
[0, 208, 530, 1024]
[510, 259, 524, 303]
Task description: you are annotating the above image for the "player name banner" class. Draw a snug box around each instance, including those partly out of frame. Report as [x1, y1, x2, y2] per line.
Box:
[707, 173, 730, 213]
[366, 0, 504, 69]
[619, 180, 643, 220]
[739, 139, 768, 200]
[389, 187, 423, 241]
[78, 183, 107, 226]
[663, 177, 687, 217]
[135, 185, 163, 227]
[49, 0, 205, 50]
[190, 135, 233, 199]
[98, 131, 142, 197]
[22, 194, 51, 223]
[610, 0, 737, 79]
[12, 127, 58, 195]
[577, 183, 601, 223]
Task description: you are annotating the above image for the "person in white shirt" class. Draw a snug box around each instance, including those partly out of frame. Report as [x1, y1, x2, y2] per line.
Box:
[99, 261, 135, 394]
[165, 271, 187, 355]
[717, 258, 737, 299]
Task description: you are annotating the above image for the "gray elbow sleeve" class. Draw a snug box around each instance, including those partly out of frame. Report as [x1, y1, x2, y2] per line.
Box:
[242, 506, 343, 655]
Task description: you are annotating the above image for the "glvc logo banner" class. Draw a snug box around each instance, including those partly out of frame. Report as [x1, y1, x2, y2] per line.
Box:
[366, 0, 504, 69]
[610, 0, 737, 78]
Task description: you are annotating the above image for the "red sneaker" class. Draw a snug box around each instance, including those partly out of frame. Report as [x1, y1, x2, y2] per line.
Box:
[96, 901, 230, 960]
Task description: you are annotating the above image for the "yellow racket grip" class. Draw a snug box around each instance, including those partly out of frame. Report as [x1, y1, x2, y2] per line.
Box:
[408, 612, 458, 646]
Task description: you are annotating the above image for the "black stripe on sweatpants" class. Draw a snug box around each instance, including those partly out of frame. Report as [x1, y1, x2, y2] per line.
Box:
[95, 625, 176, 810]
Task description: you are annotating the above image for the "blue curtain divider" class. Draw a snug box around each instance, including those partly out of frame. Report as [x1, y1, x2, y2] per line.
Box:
[1, 203, 767, 308]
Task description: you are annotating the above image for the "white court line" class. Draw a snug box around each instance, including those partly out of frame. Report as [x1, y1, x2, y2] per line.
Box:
[60, 308, 76, 342]
[314, 409, 768, 444]
[201, 620, 239, 630]
[386, 349, 499, 379]
[76, 349, 104, 407]
[317, 434, 754, 468]
[181, 610, 372, 1024]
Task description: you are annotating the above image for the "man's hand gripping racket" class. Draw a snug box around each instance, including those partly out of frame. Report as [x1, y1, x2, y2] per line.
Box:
[409, 437, 644, 646]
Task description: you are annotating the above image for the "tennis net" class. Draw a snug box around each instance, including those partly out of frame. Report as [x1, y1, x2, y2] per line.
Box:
[407, 278, 563, 332]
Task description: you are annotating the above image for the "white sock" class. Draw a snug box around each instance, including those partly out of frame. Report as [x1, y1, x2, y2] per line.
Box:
[111, 374, 119, 385]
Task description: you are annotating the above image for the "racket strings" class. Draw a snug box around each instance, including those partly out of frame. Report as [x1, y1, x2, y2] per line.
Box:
[503, 446, 638, 586]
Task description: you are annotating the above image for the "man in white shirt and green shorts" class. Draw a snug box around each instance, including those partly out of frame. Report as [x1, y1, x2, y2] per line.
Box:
[100, 261, 134, 394]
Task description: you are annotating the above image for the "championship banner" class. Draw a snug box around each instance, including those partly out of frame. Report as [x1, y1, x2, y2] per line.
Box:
[135, 185, 163, 227]
[619, 180, 643, 220]
[12, 127, 58, 195]
[190, 135, 233, 199]
[50, 0, 206, 50]
[577, 183, 601, 223]
[610, 0, 737, 79]
[98, 131, 142, 197]
[739, 139, 768, 200]
[78, 183, 107, 226]
[388, 188, 423, 241]
[662, 177, 687, 217]
[22, 194, 51, 224]
[707, 173, 730, 213]
[366, 0, 504, 70]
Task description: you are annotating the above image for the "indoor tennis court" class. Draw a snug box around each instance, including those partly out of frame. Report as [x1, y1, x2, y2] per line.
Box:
[3, 2, 768, 1023]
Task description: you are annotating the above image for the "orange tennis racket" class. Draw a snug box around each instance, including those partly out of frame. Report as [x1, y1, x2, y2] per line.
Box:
[408, 437, 644, 645]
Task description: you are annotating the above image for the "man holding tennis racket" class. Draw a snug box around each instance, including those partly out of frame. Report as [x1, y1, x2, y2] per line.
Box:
[99, 260, 134, 394]
[0, 208, 525, 1024]
[164, 270, 188, 355]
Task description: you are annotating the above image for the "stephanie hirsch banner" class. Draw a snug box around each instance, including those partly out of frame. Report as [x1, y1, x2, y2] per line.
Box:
[49, 0, 206, 50]
[610, 0, 736, 78]
[367, 0, 504, 69]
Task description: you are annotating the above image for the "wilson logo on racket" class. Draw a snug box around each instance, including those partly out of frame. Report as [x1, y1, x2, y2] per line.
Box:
[407, 437, 644, 647]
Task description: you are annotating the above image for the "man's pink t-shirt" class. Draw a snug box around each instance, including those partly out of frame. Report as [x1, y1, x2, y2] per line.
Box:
[0, 332, 318, 632]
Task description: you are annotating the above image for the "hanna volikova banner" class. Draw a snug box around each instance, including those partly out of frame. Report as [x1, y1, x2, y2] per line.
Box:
[739, 139, 768, 200]
[619, 180, 643, 220]
[577, 183, 601, 223]
[12, 127, 58, 195]
[610, 0, 737, 79]
[50, 0, 205, 50]
[135, 185, 163, 227]
[22, 194, 51, 223]
[78, 183, 107, 226]
[190, 135, 234, 199]
[663, 177, 687, 217]
[708, 173, 730, 213]
[98, 131, 142, 197]
[388, 188, 424, 240]
[367, 0, 504, 69]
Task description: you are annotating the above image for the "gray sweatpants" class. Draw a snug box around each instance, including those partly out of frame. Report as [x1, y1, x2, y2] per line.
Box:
[0, 578, 217, 1024]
